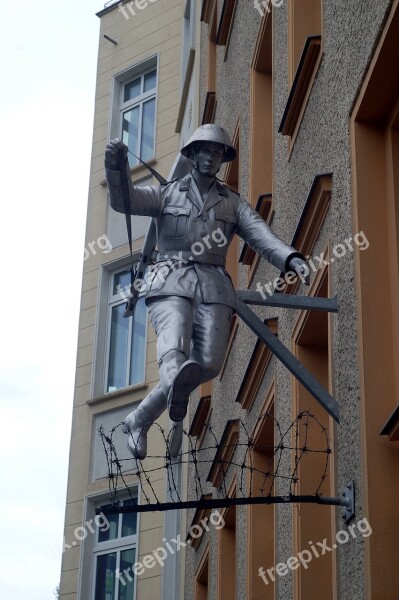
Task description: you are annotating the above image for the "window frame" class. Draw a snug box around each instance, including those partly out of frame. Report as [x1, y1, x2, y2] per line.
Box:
[77, 489, 140, 600]
[109, 55, 159, 168]
[91, 254, 149, 400]
[120, 67, 158, 167]
[104, 264, 148, 394]
[91, 494, 139, 600]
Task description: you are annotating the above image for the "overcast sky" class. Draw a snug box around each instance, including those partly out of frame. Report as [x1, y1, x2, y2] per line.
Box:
[0, 1, 105, 597]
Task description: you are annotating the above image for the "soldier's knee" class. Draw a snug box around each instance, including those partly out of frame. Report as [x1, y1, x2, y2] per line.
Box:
[159, 349, 186, 365]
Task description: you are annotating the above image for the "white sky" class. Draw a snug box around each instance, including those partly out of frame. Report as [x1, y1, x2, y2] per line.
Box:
[0, 1, 106, 597]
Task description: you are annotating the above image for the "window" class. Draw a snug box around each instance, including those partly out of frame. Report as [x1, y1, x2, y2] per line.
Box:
[105, 266, 147, 392]
[195, 545, 209, 600]
[289, 0, 322, 82]
[121, 67, 157, 168]
[216, 0, 237, 50]
[92, 498, 138, 600]
[292, 268, 335, 598]
[109, 57, 158, 169]
[247, 388, 275, 600]
[279, 0, 322, 142]
[105, 175, 152, 249]
[250, 12, 273, 209]
[217, 483, 236, 600]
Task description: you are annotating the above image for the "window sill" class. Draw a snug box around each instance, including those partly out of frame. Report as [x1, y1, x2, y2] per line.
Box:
[273, 173, 332, 295]
[239, 194, 274, 285]
[87, 382, 148, 406]
[175, 48, 195, 133]
[202, 91, 217, 125]
[235, 318, 277, 412]
[207, 420, 239, 488]
[381, 405, 399, 441]
[216, 0, 237, 59]
[279, 35, 322, 139]
[189, 396, 212, 449]
[218, 313, 239, 380]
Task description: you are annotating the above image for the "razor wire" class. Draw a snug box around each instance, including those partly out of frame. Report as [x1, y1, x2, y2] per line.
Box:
[98, 410, 332, 513]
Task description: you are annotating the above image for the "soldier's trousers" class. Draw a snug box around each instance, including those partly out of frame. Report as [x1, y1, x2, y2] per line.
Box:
[131, 283, 233, 427]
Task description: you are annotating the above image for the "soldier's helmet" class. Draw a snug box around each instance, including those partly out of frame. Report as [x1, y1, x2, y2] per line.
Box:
[181, 124, 236, 163]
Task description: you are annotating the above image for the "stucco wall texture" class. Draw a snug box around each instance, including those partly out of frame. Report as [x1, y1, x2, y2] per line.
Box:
[186, 1, 394, 599]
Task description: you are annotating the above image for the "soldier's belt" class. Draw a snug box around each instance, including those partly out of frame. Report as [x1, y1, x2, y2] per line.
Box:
[156, 251, 226, 267]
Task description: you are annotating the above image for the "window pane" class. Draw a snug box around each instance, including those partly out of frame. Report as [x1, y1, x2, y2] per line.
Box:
[118, 549, 136, 600]
[122, 106, 139, 167]
[121, 499, 137, 537]
[140, 98, 156, 161]
[98, 505, 119, 543]
[113, 269, 131, 297]
[129, 297, 147, 385]
[107, 304, 129, 391]
[95, 552, 116, 600]
[124, 77, 141, 102]
[143, 70, 156, 92]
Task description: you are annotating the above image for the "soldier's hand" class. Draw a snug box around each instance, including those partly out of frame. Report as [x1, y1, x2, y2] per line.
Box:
[288, 256, 310, 285]
[105, 138, 128, 170]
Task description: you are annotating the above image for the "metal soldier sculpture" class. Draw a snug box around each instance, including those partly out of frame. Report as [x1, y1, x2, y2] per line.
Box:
[105, 125, 308, 459]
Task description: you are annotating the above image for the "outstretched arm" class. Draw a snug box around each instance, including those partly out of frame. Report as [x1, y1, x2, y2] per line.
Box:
[236, 199, 309, 284]
[105, 139, 161, 217]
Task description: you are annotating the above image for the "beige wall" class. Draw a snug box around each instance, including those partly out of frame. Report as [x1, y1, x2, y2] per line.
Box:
[59, 1, 184, 598]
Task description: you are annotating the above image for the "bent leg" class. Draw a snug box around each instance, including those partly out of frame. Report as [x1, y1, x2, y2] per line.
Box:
[122, 383, 167, 459]
[190, 302, 233, 383]
[148, 296, 193, 398]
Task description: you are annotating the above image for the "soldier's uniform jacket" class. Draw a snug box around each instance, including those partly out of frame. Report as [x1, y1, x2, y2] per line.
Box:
[106, 169, 303, 309]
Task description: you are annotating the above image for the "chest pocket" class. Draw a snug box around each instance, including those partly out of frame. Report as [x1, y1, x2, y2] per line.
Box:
[160, 206, 190, 238]
[213, 209, 237, 238]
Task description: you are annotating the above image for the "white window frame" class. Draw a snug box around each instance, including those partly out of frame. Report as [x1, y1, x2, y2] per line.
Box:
[109, 55, 159, 167]
[92, 255, 148, 399]
[77, 489, 140, 600]
[91, 497, 138, 600]
[104, 264, 148, 394]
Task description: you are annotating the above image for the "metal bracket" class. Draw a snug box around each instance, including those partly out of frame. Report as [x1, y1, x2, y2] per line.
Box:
[236, 291, 338, 313]
[235, 299, 340, 422]
[341, 480, 355, 524]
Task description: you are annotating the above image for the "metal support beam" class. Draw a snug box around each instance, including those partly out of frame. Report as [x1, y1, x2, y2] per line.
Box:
[97, 482, 355, 516]
[236, 291, 338, 312]
[235, 300, 340, 422]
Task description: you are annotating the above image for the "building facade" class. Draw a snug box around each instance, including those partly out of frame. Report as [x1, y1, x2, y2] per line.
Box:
[61, 0, 399, 599]
[59, 1, 198, 598]
[183, 1, 399, 600]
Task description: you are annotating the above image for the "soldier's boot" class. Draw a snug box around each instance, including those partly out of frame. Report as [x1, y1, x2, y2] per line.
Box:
[167, 360, 201, 422]
[122, 383, 167, 460]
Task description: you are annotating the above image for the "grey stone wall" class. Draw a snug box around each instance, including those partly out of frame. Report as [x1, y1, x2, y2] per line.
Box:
[186, 1, 394, 598]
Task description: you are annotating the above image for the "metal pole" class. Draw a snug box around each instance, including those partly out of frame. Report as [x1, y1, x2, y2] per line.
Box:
[235, 300, 340, 422]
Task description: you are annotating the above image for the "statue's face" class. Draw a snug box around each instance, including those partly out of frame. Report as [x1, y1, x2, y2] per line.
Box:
[194, 142, 224, 177]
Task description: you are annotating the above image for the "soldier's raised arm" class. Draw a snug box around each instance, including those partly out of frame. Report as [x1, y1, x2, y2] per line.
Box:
[104, 138, 161, 217]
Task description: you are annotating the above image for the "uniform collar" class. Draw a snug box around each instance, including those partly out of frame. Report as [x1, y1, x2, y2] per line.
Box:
[180, 173, 228, 213]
